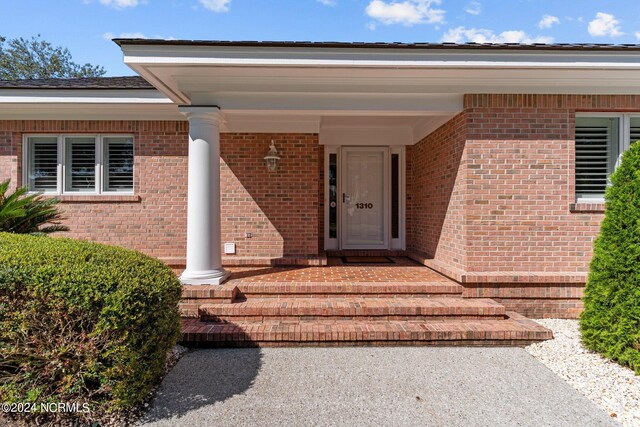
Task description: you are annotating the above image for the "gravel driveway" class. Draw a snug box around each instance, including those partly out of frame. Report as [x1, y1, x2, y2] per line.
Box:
[140, 347, 617, 427]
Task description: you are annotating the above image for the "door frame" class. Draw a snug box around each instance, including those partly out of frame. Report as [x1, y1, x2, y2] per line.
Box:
[324, 145, 406, 251]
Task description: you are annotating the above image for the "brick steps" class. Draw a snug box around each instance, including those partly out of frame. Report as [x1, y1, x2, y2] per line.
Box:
[235, 281, 464, 299]
[181, 312, 552, 347]
[180, 284, 239, 318]
[179, 266, 553, 347]
[199, 297, 505, 322]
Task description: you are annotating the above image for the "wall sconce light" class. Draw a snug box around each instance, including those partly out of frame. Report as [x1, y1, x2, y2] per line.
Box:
[264, 140, 281, 172]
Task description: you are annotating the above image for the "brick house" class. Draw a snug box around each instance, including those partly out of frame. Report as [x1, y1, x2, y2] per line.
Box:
[2, 40, 638, 345]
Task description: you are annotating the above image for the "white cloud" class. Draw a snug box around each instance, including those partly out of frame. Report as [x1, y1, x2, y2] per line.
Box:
[465, 1, 481, 16]
[588, 12, 623, 37]
[442, 26, 554, 44]
[103, 32, 146, 40]
[365, 0, 445, 26]
[317, 0, 336, 5]
[198, 0, 231, 12]
[98, 0, 140, 9]
[538, 15, 559, 29]
[635, 31, 640, 40]
[103, 32, 175, 40]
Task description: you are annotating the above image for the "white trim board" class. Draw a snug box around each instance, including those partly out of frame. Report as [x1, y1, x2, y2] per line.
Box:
[120, 44, 640, 68]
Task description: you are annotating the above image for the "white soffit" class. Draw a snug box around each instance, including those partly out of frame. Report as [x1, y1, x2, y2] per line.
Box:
[119, 44, 640, 107]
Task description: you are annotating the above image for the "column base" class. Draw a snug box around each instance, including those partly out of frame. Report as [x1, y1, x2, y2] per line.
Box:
[180, 269, 231, 285]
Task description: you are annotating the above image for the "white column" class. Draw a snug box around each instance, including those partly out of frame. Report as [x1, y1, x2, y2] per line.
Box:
[179, 106, 230, 285]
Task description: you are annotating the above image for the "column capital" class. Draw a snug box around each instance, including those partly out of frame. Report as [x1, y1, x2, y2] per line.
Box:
[179, 105, 225, 127]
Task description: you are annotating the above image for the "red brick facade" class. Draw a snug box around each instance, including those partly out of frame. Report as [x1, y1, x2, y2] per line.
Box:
[220, 133, 320, 259]
[0, 120, 189, 262]
[406, 94, 640, 317]
[463, 94, 612, 275]
[406, 112, 468, 271]
[0, 121, 320, 265]
[2, 94, 639, 318]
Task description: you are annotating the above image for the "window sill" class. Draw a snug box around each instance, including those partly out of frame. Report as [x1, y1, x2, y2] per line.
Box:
[570, 202, 605, 213]
[56, 194, 141, 203]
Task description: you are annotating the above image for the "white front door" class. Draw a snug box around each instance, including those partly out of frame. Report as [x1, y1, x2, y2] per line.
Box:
[340, 147, 389, 249]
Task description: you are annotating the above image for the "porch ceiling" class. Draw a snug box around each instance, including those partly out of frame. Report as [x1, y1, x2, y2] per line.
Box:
[121, 62, 464, 139]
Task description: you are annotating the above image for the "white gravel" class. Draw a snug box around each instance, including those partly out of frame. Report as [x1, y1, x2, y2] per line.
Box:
[165, 344, 189, 372]
[526, 319, 640, 427]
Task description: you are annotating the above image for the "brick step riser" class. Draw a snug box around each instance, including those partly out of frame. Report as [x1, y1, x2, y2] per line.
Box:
[180, 299, 232, 318]
[201, 314, 506, 322]
[181, 311, 553, 347]
[199, 302, 505, 320]
[183, 339, 545, 348]
[238, 293, 463, 299]
[181, 309, 199, 318]
[200, 307, 506, 318]
[235, 283, 462, 294]
[181, 308, 552, 346]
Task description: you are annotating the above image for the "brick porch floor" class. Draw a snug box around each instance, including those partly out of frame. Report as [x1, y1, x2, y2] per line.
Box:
[180, 257, 553, 346]
[225, 257, 445, 283]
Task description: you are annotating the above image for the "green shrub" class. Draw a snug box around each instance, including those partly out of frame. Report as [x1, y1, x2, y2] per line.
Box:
[0, 233, 182, 423]
[580, 141, 640, 375]
[0, 179, 69, 234]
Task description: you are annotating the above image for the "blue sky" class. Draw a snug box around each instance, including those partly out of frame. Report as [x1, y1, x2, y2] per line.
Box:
[1, 0, 640, 76]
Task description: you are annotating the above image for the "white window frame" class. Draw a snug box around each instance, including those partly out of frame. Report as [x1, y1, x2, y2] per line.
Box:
[100, 135, 136, 194]
[22, 134, 135, 195]
[23, 135, 62, 195]
[575, 113, 638, 203]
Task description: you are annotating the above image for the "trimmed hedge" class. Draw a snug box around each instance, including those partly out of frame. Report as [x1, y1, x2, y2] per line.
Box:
[580, 141, 640, 375]
[0, 233, 182, 422]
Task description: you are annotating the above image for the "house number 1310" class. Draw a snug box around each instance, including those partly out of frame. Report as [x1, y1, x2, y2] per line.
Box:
[356, 203, 374, 209]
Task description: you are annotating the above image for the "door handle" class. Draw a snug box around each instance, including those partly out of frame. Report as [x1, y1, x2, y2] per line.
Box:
[343, 193, 351, 203]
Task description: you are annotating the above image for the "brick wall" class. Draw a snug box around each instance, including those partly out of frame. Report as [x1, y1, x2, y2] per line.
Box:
[220, 133, 320, 258]
[0, 120, 190, 262]
[0, 129, 17, 192]
[407, 112, 468, 271]
[407, 95, 640, 318]
[0, 121, 320, 263]
[462, 94, 640, 275]
[409, 95, 640, 277]
[463, 283, 585, 319]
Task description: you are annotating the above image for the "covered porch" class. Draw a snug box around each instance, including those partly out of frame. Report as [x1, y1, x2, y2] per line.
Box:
[115, 40, 638, 291]
[116, 39, 464, 285]
[111, 40, 632, 342]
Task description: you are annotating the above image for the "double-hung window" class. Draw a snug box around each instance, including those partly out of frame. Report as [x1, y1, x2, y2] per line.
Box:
[24, 135, 134, 195]
[575, 115, 640, 202]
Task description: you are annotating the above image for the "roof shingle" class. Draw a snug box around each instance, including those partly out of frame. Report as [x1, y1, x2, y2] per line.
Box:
[112, 39, 640, 51]
[0, 76, 154, 90]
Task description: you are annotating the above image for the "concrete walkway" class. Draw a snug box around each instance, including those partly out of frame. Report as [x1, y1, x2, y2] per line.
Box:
[140, 347, 617, 427]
